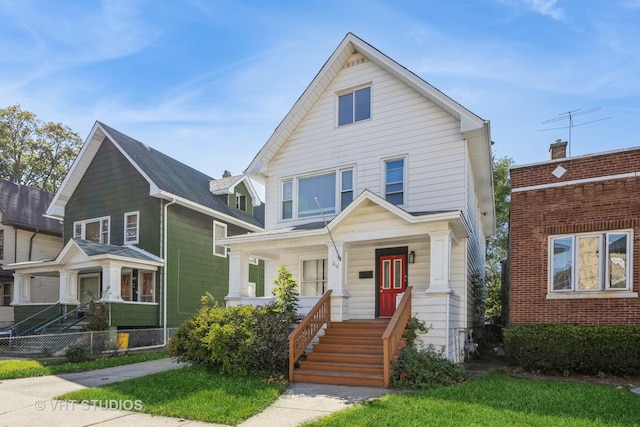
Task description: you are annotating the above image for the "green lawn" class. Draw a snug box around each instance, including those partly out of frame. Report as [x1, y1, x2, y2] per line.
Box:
[57, 364, 287, 425]
[304, 373, 640, 427]
[0, 352, 167, 379]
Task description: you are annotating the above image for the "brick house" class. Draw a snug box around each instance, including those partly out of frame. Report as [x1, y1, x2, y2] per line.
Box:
[509, 141, 640, 326]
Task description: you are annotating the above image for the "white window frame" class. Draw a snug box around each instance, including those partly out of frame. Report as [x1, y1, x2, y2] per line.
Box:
[340, 168, 354, 211]
[249, 256, 259, 265]
[73, 216, 111, 244]
[382, 156, 407, 206]
[300, 257, 328, 296]
[139, 270, 156, 303]
[337, 84, 372, 126]
[548, 230, 633, 296]
[235, 193, 247, 211]
[279, 167, 355, 221]
[213, 221, 228, 257]
[124, 211, 140, 245]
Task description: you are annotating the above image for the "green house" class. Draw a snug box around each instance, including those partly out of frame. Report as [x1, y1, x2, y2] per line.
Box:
[8, 122, 264, 330]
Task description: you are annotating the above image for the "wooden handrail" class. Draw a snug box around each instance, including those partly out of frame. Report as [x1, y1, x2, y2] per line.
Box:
[381, 286, 413, 388]
[288, 289, 332, 380]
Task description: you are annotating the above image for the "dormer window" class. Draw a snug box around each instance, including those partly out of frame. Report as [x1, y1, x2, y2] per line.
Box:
[338, 86, 371, 126]
[236, 193, 247, 212]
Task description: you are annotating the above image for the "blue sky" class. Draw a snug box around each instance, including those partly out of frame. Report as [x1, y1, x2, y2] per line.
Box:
[1, 0, 639, 180]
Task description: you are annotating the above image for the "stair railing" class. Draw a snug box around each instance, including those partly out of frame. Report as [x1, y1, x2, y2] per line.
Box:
[33, 301, 91, 335]
[381, 286, 413, 388]
[2, 302, 62, 337]
[288, 289, 332, 380]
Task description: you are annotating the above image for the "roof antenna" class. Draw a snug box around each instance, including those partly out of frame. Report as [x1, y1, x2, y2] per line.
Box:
[315, 197, 341, 262]
[538, 107, 612, 156]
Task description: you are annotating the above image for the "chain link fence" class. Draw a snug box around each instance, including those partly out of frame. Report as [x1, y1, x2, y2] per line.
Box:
[0, 328, 177, 371]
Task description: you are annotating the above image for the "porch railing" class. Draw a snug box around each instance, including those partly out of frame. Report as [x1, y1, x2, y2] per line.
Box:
[381, 286, 413, 388]
[1, 303, 62, 337]
[288, 289, 332, 380]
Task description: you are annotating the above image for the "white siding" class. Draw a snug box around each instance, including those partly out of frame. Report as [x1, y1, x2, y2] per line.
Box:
[0, 307, 13, 327]
[265, 55, 467, 230]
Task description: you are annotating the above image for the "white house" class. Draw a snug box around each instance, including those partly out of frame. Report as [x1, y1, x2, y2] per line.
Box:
[222, 33, 494, 384]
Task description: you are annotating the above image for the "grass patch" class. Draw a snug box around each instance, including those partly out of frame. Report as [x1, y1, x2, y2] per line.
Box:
[0, 352, 167, 379]
[57, 364, 287, 425]
[305, 372, 640, 427]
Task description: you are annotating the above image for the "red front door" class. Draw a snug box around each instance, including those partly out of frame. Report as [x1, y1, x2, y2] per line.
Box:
[379, 254, 406, 317]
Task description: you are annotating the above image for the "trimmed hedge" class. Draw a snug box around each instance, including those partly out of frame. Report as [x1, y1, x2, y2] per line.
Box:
[504, 324, 640, 375]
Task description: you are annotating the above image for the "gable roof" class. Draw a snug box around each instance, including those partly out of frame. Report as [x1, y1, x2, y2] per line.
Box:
[209, 174, 262, 207]
[0, 179, 62, 234]
[47, 122, 263, 231]
[244, 32, 494, 236]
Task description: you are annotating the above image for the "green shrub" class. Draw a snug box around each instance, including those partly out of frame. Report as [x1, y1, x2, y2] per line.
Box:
[504, 324, 640, 375]
[169, 301, 296, 376]
[390, 317, 466, 389]
[64, 345, 90, 363]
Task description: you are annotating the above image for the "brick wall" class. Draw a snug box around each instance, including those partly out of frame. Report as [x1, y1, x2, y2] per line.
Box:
[509, 147, 640, 326]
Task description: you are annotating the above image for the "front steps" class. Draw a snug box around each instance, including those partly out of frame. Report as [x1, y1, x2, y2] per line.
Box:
[293, 319, 399, 388]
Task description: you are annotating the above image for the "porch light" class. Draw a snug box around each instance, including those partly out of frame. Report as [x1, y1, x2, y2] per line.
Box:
[408, 251, 415, 264]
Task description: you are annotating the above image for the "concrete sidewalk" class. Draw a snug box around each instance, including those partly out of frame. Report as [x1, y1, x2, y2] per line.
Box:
[0, 358, 397, 427]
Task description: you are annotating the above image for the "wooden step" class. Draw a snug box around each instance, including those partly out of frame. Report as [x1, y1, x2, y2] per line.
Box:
[330, 320, 389, 329]
[311, 343, 382, 355]
[305, 351, 383, 365]
[323, 327, 386, 337]
[299, 360, 384, 375]
[293, 369, 385, 388]
[319, 335, 382, 346]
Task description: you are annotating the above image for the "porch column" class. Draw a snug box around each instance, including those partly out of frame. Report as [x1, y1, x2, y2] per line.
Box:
[225, 250, 249, 304]
[427, 230, 453, 293]
[327, 242, 349, 321]
[11, 273, 31, 304]
[100, 265, 123, 302]
[59, 269, 80, 304]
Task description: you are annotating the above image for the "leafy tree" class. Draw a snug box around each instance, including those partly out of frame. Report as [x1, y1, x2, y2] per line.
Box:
[272, 265, 300, 321]
[484, 155, 513, 323]
[0, 104, 82, 192]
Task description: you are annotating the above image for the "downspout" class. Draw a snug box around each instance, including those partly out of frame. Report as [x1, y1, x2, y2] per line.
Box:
[162, 198, 177, 347]
[28, 229, 40, 261]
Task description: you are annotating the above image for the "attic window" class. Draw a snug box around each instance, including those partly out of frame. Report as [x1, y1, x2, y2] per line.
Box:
[338, 86, 371, 126]
[236, 193, 247, 212]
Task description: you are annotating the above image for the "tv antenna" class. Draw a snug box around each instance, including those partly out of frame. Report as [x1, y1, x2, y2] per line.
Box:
[539, 107, 612, 156]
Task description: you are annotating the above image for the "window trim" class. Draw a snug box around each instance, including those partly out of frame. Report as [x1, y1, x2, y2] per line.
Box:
[382, 155, 407, 206]
[235, 193, 247, 212]
[279, 166, 355, 221]
[548, 230, 633, 297]
[73, 216, 111, 244]
[124, 211, 140, 245]
[139, 270, 156, 303]
[213, 221, 228, 258]
[300, 256, 328, 297]
[337, 84, 372, 126]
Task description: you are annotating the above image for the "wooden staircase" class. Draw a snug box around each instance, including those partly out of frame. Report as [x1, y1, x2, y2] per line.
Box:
[293, 320, 395, 387]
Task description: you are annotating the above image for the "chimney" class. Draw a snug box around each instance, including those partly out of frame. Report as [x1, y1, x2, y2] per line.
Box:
[222, 170, 232, 178]
[549, 139, 568, 160]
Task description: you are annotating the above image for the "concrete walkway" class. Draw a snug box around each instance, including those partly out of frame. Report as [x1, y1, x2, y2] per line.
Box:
[0, 359, 398, 427]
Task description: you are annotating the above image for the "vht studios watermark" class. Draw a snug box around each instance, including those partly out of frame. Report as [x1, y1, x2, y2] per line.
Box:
[35, 399, 143, 411]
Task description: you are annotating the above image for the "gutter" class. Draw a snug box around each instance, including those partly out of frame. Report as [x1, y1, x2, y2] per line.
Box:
[28, 229, 40, 261]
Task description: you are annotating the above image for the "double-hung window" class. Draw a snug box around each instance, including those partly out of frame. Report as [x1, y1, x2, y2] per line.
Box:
[385, 158, 405, 205]
[124, 212, 139, 244]
[213, 221, 227, 257]
[281, 168, 354, 220]
[301, 259, 328, 296]
[73, 217, 110, 244]
[338, 86, 371, 126]
[236, 193, 247, 212]
[550, 231, 632, 292]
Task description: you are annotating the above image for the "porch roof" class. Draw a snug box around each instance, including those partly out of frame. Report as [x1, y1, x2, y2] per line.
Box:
[7, 238, 164, 271]
[219, 190, 470, 246]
